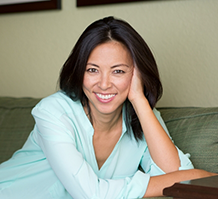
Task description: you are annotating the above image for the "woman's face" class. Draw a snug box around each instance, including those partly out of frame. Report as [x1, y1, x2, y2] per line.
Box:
[83, 41, 134, 116]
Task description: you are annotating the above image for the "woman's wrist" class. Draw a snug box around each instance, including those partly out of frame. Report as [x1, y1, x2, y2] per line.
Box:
[129, 94, 152, 114]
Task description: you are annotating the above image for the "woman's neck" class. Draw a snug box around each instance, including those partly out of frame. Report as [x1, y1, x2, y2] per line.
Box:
[85, 105, 123, 135]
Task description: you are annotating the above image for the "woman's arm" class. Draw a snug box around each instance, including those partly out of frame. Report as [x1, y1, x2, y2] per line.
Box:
[128, 67, 180, 173]
[128, 68, 218, 198]
[144, 169, 217, 198]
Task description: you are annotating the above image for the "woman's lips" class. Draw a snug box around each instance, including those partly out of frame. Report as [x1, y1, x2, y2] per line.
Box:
[95, 93, 116, 102]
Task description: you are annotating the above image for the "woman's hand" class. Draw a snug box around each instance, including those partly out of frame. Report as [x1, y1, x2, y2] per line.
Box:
[128, 66, 145, 104]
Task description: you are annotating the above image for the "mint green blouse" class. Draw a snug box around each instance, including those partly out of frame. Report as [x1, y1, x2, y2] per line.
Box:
[0, 91, 193, 199]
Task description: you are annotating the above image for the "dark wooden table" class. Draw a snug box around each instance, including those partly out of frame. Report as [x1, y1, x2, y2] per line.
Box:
[163, 175, 218, 199]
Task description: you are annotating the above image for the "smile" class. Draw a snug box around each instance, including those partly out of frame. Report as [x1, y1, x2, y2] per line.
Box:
[96, 93, 116, 100]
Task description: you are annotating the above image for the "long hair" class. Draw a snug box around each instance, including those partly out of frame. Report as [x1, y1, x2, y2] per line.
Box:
[59, 16, 163, 141]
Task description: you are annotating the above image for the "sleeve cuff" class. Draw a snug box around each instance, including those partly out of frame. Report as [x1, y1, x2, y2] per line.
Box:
[122, 170, 150, 199]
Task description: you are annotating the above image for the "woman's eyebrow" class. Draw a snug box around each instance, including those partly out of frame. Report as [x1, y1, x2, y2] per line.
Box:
[111, 64, 129, 68]
[87, 63, 99, 67]
[86, 63, 130, 68]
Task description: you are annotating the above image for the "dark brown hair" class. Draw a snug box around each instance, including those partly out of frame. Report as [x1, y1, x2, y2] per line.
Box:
[59, 16, 162, 141]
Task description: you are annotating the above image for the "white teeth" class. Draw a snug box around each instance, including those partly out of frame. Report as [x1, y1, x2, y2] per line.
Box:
[96, 93, 115, 100]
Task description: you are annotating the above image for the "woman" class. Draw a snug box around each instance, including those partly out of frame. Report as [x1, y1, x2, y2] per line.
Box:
[0, 16, 215, 199]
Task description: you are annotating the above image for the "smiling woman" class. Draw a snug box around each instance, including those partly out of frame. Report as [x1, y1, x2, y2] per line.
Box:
[0, 16, 216, 199]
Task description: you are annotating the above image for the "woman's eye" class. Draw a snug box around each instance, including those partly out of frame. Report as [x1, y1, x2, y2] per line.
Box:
[114, 70, 125, 74]
[87, 68, 98, 73]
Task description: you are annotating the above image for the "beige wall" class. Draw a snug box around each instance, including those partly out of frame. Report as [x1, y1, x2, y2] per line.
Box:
[0, 0, 217, 107]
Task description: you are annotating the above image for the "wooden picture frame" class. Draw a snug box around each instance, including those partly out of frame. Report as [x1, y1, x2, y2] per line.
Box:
[77, 0, 155, 7]
[0, 0, 61, 14]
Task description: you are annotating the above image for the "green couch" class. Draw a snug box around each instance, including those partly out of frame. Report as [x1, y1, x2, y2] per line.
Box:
[0, 96, 218, 199]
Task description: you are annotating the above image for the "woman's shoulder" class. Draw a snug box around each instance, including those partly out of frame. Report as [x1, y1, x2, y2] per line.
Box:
[32, 91, 82, 117]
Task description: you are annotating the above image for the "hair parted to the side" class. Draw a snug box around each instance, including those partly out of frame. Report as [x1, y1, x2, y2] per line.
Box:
[59, 16, 163, 141]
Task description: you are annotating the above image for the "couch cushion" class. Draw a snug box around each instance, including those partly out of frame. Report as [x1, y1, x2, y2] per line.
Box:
[0, 97, 40, 163]
[158, 107, 218, 173]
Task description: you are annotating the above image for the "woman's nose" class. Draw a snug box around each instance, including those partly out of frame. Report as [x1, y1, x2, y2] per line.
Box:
[98, 74, 111, 90]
